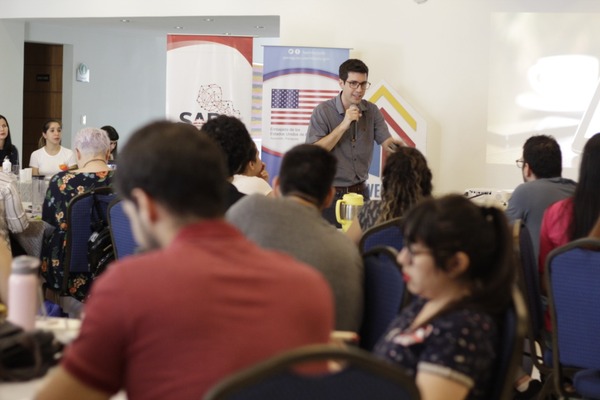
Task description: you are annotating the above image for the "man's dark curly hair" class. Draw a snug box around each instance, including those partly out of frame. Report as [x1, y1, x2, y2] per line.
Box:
[200, 115, 255, 177]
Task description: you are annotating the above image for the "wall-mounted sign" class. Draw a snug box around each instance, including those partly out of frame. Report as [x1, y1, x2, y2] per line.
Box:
[36, 74, 50, 82]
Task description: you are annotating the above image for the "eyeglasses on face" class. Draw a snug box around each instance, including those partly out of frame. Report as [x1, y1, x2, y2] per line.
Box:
[346, 80, 371, 90]
[516, 158, 525, 169]
[404, 246, 433, 263]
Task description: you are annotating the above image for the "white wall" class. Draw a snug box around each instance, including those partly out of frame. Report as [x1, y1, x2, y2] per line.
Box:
[0, 21, 25, 166]
[3, 0, 600, 193]
[24, 22, 167, 148]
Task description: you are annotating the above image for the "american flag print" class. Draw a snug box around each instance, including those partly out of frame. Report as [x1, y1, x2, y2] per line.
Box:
[270, 88, 338, 126]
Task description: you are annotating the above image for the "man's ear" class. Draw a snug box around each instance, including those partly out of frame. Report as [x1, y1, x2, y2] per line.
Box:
[523, 163, 536, 180]
[338, 78, 344, 90]
[446, 251, 470, 278]
[130, 188, 159, 224]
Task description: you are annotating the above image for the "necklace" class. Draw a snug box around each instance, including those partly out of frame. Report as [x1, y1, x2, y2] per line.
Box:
[81, 158, 107, 168]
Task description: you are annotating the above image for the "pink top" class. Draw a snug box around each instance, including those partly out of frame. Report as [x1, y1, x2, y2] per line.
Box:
[538, 198, 573, 274]
[538, 198, 573, 331]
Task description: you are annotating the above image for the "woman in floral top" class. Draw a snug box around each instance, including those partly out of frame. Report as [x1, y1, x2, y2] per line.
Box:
[41, 127, 114, 303]
[373, 195, 515, 400]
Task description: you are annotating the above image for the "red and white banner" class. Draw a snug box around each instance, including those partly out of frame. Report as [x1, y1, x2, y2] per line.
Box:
[166, 35, 253, 129]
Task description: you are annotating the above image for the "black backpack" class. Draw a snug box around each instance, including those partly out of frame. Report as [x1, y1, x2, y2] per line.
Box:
[88, 191, 115, 278]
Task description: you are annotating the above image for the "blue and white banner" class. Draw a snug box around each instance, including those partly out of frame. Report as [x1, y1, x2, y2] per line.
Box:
[261, 46, 349, 182]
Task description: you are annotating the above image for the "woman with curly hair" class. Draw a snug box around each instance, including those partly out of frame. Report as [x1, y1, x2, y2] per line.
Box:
[346, 146, 433, 244]
[41, 127, 115, 309]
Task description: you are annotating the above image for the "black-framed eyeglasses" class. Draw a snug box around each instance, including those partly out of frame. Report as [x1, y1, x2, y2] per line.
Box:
[404, 246, 433, 263]
[516, 158, 525, 168]
[346, 80, 371, 90]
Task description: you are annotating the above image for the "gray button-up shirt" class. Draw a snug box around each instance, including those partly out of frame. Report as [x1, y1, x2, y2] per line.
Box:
[306, 94, 391, 187]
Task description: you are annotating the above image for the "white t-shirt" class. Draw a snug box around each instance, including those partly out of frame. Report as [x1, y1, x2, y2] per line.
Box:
[29, 146, 77, 177]
[232, 175, 272, 196]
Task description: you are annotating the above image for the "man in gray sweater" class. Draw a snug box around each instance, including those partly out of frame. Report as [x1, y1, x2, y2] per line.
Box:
[505, 135, 576, 261]
[227, 144, 364, 332]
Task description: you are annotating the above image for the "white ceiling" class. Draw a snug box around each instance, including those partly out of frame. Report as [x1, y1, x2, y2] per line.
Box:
[18, 15, 280, 37]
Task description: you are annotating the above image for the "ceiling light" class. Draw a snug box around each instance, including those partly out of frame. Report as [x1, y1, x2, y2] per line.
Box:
[203, 18, 214, 22]
[255, 26, 264, 29]
[120, 19, 130, 23]
[175, 26, 184, 30]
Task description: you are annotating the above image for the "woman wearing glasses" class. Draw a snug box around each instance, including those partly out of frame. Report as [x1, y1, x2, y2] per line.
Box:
[374, 194, 514, 400]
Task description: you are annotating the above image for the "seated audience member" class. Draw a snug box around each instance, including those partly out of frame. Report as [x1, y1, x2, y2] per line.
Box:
[100, 125, 119, 165]
[36, 121, 333, 400]
[227, 144, 363, 331]
[200, 115, 258, 208]
[538, 133, 600, 328]
[505, 135, 576, 261]
[0, 114, 21, 166]
[0, 170, 29, 304]
[41, 127, 114, 303]
[346, 146, 432, 244]
[232, 140, 273, 196]
[374, 194, 514, 400]
[29, 120, 77, 176]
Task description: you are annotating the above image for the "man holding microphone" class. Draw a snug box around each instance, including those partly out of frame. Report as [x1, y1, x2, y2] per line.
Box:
[306, 58, 403, 227]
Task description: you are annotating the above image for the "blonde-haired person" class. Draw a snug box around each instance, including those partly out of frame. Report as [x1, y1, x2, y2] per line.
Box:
[41, 127, 115, 307]
[29, 119, 77, 176]
[346, 146, 432, 244]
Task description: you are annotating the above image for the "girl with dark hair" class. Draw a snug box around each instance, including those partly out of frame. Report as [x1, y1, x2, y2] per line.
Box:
[101, 125, 119, 161]
[346, 146, 432, 244]
[29, 119, 77, 176]
[538, 132, 600, 330]
[539, 133, 600, 268]
[0, 115, 20, 166]
[374, 194, 515, 400]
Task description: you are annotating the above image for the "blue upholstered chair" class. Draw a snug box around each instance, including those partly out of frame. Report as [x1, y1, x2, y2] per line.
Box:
[63, 187, 115, 287]
[546, 238, 600, 399]
[511, 221, 554, 397]
[359, 217, 403, 254]
[359, 246, 409, 351]
[203, 344, 420, 400]
[107, 198, 137, 259]
[487, 286, 528, 400]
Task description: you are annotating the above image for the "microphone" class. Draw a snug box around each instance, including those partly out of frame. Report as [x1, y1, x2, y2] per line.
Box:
[349, 105, 359, 142]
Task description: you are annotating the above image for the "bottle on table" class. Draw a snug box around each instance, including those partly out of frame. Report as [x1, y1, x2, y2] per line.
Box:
[2, 156, 11, 174]
[7, 256, 41, 331]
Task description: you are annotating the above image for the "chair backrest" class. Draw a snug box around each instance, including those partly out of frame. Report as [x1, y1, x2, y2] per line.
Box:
[359, 246, 408, 351]
[546, 238, 600, 395]
[203, 344, 420, 400]
[487, 286, 528, 400]
[63, 187, 115, 290]
[359, 217, 403, 254]
[512, 221, 544, 336]
[107, 197, 137, 259]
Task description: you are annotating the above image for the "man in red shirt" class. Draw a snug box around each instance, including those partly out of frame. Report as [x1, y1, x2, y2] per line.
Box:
[37, 121, 334, 400]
